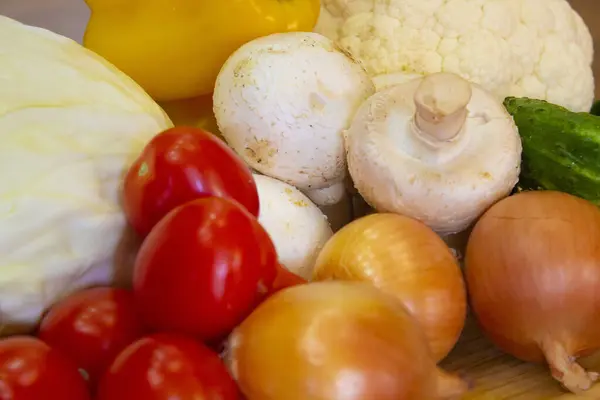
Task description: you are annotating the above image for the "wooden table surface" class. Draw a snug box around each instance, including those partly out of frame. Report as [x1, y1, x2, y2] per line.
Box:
[441, 317, 600, 400]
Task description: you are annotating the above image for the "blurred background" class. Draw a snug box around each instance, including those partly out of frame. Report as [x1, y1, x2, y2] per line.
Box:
[1, 0, 599, 97]
[571, 0, 600, 98]
[2, 0, 89, 41]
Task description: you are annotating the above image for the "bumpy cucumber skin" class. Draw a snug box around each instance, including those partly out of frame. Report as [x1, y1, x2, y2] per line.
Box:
[504, 97, 600, 205]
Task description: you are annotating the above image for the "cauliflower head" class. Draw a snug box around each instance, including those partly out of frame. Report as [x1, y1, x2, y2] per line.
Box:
[0, 16, 172, 333]
[315, 0, 594, 112]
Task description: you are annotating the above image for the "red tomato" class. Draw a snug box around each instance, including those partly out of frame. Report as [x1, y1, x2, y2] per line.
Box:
[96, 334, 240, 400]
[206, 265, 306, 355]
[271, 263, 308, 293]
[133, 197, 277, 340]
[123, 126, 259, 237]
[38, 287, 145, 388]
[0, 336, 90, 400]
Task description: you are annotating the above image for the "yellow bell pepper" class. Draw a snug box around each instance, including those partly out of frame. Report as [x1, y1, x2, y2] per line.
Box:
[158, 94, 224, 141]
[83, 0, 321, 101]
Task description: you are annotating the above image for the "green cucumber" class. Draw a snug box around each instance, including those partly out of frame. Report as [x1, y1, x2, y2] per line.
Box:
[503, 97, 600, 205]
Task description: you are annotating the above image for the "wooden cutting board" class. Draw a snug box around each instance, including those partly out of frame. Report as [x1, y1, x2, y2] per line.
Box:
[440, 317, 600, 399]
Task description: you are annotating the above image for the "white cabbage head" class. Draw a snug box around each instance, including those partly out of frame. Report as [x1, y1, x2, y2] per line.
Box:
[0, 16, 172, 333]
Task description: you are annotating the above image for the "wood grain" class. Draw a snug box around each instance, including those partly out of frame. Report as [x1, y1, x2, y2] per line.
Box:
[440, 316, 600, 399]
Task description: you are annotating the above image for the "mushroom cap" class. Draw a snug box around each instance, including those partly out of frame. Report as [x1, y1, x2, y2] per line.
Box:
[372, 72, 422, 92]
[346, 76, 522, 234]
[254, 174, 333, 280]
[213, 32, 374, 195]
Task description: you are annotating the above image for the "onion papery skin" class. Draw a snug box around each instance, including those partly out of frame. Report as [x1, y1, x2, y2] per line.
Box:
[465, 190, 600, 393]
[226, 281, 468, 400]
[313, 213, 467, 362]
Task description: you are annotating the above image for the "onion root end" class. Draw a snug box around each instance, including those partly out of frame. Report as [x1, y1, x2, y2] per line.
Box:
[542, 339, 600, 393]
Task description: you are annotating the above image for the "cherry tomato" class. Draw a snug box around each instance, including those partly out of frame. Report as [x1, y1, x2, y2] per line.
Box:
[133, 197, 278, 340]
[96, 334, 240, 400]
[123, 126, 259, 237]
[38, 287, 145, 388]
[0, 336, 91, 400]
[271, 263, 308, 294]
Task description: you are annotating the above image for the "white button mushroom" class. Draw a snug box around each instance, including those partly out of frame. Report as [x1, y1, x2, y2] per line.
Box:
[254, 174, 333, 280]
[372, 72, 423, 92]
[345, 72, 522, 234]
[213, 32, 375, 207]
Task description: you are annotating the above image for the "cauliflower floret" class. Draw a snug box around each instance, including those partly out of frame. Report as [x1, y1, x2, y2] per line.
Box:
[316, 0, 594, 112]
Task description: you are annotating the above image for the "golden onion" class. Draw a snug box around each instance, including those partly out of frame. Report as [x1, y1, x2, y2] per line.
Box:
[226, 281, 467, 400]
[313, 213, 467, 361]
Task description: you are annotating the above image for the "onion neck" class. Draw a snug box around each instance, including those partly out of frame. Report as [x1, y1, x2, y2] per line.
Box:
[541, 339, 599, 393]
[412, 73, 472, 143]
[435, 368, 469, 400]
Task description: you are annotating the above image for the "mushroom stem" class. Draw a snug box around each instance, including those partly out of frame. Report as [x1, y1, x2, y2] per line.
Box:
[303, 182, 346, 207]
[413, 73, 472, 142]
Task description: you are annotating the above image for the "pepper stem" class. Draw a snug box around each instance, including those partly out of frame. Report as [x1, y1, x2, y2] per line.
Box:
[542, 339, 599, 393]
[413, 72, 472, 142]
